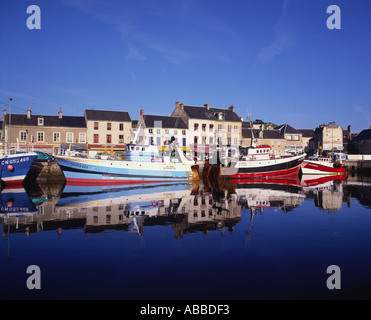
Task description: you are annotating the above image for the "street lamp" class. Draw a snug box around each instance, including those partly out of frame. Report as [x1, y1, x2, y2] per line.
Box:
[8, 97, 13, 153]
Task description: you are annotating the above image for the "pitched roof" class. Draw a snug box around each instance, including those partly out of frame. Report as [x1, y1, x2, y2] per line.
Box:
[352, 129, 371, 141]
[4, 114, 86, 128]
[85, 109, 131, 122]
[182, 105, 241, 122]
[242, 127, 282, 139]
[275, 124, 301, 135]
[143, 115, 187, 129]
[298, 129, 315, 137]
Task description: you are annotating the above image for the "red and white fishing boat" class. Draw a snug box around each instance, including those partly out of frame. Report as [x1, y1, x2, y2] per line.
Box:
[219, 144, 305, 179]
[301, 154, 347, 176]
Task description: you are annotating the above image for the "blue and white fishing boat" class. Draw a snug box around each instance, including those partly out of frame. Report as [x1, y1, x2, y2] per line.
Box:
[0, 152, 38, 186]
[55, 138, 199, 185]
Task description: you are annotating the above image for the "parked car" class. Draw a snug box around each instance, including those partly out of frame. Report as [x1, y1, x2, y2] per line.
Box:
[34, 151, 54, 162]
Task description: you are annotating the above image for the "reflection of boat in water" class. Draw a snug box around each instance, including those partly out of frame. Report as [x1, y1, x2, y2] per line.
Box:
[219, 177, 305, 213]
[1, 186, 38, 234]
[300, 174, 347, 189]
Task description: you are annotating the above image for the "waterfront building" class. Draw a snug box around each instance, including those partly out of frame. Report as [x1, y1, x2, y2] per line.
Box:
[171, 101, 242, 161]
[313, 122, 344, 154]
[132, 109, 190, 154]
[351, 128, 371, 155]
[1, 108, 86, 155]
[242, 125, 285, 156]
[298, 129, 315, 154]
[275, 124, 304, 155]
[84, 109, 132, 153]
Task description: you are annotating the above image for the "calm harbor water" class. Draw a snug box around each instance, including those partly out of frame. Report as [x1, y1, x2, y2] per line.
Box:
[1, 174, 371, 300]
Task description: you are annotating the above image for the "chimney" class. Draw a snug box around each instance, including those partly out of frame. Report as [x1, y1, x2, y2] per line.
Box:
[140, 109, 144, 116]
[27, 108, 31, 119]
[3, 109, 6, 117]
[204, 104, 210, 110]
[58, 107, 62, 119]
[175, 101, 184, 110]
[229, 105, 235, 113]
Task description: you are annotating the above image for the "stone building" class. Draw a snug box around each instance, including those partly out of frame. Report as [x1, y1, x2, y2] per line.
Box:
[132, 109, 190, 153]
[171, 101, 242, 161]
[351, 128, 371, 155]
[1, 108, 86, 155]
[84, 109, 132, 152]
[314, 122, 344, 154]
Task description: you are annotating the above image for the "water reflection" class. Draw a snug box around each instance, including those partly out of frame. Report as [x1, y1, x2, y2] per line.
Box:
[2, 173, 370, 239]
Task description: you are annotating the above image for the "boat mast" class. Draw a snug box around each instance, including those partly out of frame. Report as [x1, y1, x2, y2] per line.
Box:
[8, 97, 13, 154]
[247, 111, 256, 148]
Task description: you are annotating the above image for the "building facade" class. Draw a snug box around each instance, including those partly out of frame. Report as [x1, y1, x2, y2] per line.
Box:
[85, 109, 132, 152]
[1, 108, 86, 155]
[132, 109, 190, 152]
[171, 101, 242, 161]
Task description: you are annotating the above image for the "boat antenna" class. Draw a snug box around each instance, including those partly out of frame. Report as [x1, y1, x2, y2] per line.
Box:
[247, 111, 255, 147]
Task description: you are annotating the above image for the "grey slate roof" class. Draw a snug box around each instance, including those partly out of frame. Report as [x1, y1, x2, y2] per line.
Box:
[275, 124, 302, 135]
[85, 109, 131, 122]
[182, 105, 241, 122]
[4, 114, 86, 128]
[143, 115, 187, 129]
[242, 127, 282, 139]
[298, 129, 315, 137]
[352, 129, 371, 141]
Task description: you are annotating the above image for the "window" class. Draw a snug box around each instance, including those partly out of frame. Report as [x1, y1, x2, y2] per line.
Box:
[194, 136, 198, 144]
[20, 131, 27, 141]
[182, 130, 186, 135]
[234, 125, 238, 133]
[119, 123, 124, 131]
[183, 138, 186, 147]
[174, 130, 177, 135]
[209, 137, 213, 145]
[234, 138, 238, 145]
[202, 136, 207, 144]
[94, 122, 99, 130]
[202, 124, 206, 132]
[287, 135, 292, 140]
[227, 137, 231, 145]
[106, 134, 112, 143]
[53, 132, 60, 142]
[37, 131, 44, 142]
[209, 124, 214, 132]
[107, 123, 111, 131]
[293, 135, 299, 141]
[157, 129, 161, 134]
[165, 129, 169, 134]
[79, 133, 86, 143]
[37, 118, 44, 126]
[157, 137, 161, 146]
[194, 123, 199, 131]
[119, 135, 124, 143]
[66, 132, 73, 143]
[94, 134, 99, 143]
[218, 124, 222, 132]
[228, 125, 231, 132]
[149, 129, 153, 134]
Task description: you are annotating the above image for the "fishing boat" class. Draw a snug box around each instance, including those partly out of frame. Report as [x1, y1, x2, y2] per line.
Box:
[0, 152, 38, 186]
[55, 138, 199, 185]
[218, 115, 305, 179]
[300, 153, 347, 175]
[219, 145, 305, 179]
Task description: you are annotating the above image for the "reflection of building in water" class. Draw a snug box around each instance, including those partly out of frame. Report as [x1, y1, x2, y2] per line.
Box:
[172, 189, 242, 239]
[301, 176, 344, 213]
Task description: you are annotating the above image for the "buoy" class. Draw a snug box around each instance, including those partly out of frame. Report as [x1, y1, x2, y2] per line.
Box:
[7, 164, 14, 172]
[152, 201, 157, 207]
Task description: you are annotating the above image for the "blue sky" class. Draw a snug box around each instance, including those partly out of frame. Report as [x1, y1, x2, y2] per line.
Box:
[0, 0, 370, 132]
